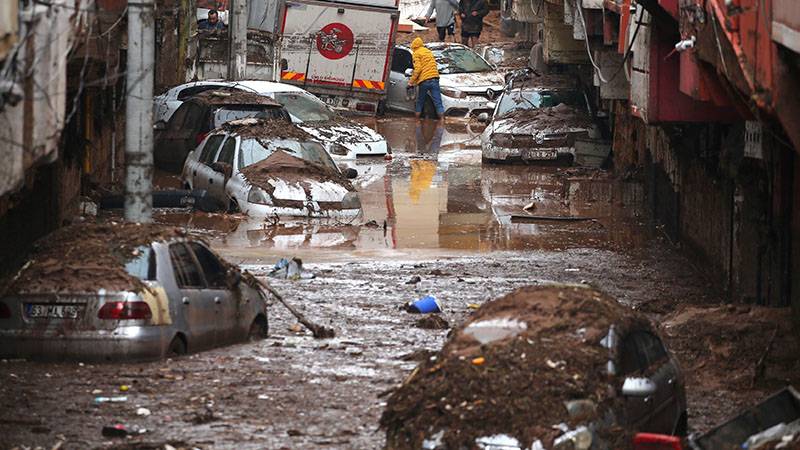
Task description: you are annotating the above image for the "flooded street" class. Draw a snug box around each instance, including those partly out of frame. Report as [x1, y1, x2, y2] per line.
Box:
[1, 118, 797, 449]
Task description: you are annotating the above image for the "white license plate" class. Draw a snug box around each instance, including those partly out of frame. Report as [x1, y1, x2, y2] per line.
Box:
[26, 304, 83, 319]
[523, 149, 558, 160]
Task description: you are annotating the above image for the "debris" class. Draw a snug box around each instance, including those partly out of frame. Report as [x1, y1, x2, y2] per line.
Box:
[522, 202, 536, 212]
[119, 385, 129, 392]
[467, 303, 481, 310]
[472, 357, 486, 366]
[405, 275, 422, 285]
[405, 295, 441, 314]
[102, 424, 129, 438]
[136, 407, 151, 416]
[254, 277, 335, 339]
[415, 314, 450, 330]
[363, 220, 381, 228]
[94, 396, 128, 404]
[287, 429, 304, 436]
[510, 215, 596, 223]
[269, 257, 315, 280]
[288, 323, 303, 333]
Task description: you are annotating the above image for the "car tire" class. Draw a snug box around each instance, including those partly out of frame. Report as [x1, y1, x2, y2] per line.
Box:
[248, 315, 269, 341]
[167, 335, 187, 357]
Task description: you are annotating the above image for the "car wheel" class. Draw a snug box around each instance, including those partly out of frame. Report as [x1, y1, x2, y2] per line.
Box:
[248, 315, 269, 341]
[167, 335, 187, 357]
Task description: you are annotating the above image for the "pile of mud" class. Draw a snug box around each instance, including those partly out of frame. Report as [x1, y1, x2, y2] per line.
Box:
[501, 104, 593, 130]
[309, 117, 376, 144]
[240, 150, 353, 192]
[381, 285, 652, 450]
[221, 118, 312, 141]
[192, 89, 281, 107]
[1, 222, 187, 295]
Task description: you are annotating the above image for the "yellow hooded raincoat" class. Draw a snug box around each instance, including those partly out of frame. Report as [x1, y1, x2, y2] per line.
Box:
[409, 38, 440, 86]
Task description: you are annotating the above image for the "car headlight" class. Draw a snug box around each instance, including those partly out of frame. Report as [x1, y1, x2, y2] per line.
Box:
[342, 191, 361, 210]
[247, 187, 272, 205]
[330, 143, 350, 156]
[441, 87, 466, 99]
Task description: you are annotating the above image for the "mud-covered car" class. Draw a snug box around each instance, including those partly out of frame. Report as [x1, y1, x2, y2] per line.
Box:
[153, 89, 290, 172]
[182, 118, 362, 219]
[381, 284, 687, 450]
[480, 75, 596, 164]
[0, 223, 269, 362]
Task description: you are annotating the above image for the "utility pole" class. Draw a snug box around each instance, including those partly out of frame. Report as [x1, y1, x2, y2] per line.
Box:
[125, 0, 155, 223]
[228, 0, 248, 80]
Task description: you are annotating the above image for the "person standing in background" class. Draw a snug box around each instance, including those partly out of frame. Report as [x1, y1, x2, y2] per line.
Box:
[458, 0, 489, 47]
[424, 0, 460, 42]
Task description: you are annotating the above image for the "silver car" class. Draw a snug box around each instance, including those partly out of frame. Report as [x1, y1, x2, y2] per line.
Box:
[0, 226, 269, 361]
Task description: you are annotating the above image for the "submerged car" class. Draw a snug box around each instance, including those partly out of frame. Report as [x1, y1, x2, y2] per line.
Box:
[154, 80, 389, 159]
[381, 284, 687, 449]
[154, 89, 290, 172]
[182, 118, 362, 218]
[386, 42, 505, 118]
[0, 223, 269, 362]
[480, 74, 597, 164]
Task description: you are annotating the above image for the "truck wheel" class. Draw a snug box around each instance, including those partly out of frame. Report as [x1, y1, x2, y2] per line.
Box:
[422, 98, 438, 119]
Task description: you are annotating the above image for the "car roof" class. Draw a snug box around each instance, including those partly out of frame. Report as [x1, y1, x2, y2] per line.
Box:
[396, 42, 473, 52]
[212, 118, 314, 141]
[186, 89, 283, 107]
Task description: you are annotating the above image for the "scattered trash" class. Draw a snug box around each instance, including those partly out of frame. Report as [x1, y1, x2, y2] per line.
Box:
[472, 357, 486, 366]
[415, 314, 450, 330]
[94, 396, 128, 404]
[545, 359, 566, 370]
[101, 424, 146, 438]
[406, 275, 422, 285]
[564, 268, 581, 272]
[288, 323, 304, 333]
[258, 394, 270, 400]
[91, 389, 102, 395]
[467, 303, 481, 310]
[522, 202, 536, 212]
[464, 318, 528, 345]
[269, 257, 315, 280]
[136, 407, 151, 416]
[552, 425, 592, 450]
[405, 295, 441, 314]
[119, 385, 129, 392]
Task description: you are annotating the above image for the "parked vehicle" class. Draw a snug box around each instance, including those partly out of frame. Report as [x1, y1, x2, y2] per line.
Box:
[153, 90, 290, 172]
[479, 74, 598, 164]
[386, 42, 505, 118]
[182, 118, 362, 218]
[381, 284, 688, 449]
[0, 223, 269, 362]
[154, 80, 389, 159]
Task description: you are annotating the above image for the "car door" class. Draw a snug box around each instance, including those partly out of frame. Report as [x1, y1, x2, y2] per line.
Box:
[187, 242, 242, 344]
[207, 136, 237, 206]
[387, 48, 415, 112]
[618, 330, 681, 434]
[191, 134, 226, 191]
[168, 243, 217, 351]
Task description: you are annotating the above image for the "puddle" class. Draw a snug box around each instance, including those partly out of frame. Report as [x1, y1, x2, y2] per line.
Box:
[464, 318, 528, 344]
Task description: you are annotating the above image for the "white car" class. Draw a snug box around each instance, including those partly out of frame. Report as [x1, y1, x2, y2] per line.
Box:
[386, 43, 505, 118]
[155, 80, 389, 160]
[182, 118, 362, 219]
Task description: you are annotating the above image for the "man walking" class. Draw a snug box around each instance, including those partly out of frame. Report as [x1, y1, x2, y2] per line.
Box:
[408, 38, 445, 121]
[424, 0, 460, 42]
[459, 0, 489, 47]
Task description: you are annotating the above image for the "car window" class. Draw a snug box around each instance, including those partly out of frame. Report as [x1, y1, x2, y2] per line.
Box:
[169, 243, 205, 288]
[217, 137, 237, 165]
[433, 47, 492, 74]
[125, 245, 156, 281]
[187, 242, 228, 289]
[392, 48, 413, 72]
[495, 89, 586, 118]
[177, 85, 226, 101]
[239, 137, 338, 171]
[620, 331, 668, 375]
[274, 92, 336, 122]
[199, 135, 225, 164]
[168, 105, 189, 130]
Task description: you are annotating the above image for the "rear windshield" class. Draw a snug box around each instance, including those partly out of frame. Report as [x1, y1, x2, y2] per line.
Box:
[274, 92, 336, 122]
[124, 245, 156, 281]
[238, 138, 338, 171]
[213, 106, 285, 127]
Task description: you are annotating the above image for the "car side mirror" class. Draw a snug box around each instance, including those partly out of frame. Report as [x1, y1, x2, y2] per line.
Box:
[345, 168, 358, 179]
[404, 68, 413, 77]
[211, 162, 233, 179]
[153, 121, 166, 131]
[477, 112, 490, 123]
[622, 377, 657, 397]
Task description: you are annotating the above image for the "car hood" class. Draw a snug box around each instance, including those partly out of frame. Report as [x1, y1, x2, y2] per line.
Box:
[488, 105, 593, 137]
[440, 71, 505, 90]
[488, 117, 591, 138]
[298, 119, 385, 146]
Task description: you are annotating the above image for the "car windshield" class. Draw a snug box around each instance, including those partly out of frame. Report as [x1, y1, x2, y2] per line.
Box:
[214, 106, 282, 127]
[495, 89, 585, 117]
[433, 47, 492, 74]
[274, 92, 336, 122]
[238, 137, 338, 171]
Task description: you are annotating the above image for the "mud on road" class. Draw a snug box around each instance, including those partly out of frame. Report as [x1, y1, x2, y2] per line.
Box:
[2, 117, 798, 449]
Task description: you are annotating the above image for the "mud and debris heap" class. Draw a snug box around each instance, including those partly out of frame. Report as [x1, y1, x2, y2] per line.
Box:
[240, 150, 353, 192]
[1, 222, 187, 294]
[221, 117, 312, 140]
[381, 285, 651, 450]
[500, 103, 593, 130]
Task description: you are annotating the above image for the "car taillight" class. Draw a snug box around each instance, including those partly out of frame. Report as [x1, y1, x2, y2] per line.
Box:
[356, 102, 375, 112]
[98, 301, 152, 320]
[633, 433, 682, 450]
[0, 302, 10, 319]
[195, 132, 208, 145]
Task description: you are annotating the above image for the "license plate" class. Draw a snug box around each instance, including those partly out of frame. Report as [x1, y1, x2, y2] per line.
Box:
[321, 96, 339, 107]
[522, 149, 558, 160]
[26, 304, 83, 319]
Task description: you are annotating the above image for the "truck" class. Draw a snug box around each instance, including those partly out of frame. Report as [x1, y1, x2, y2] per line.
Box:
[187, 0, 399, 115]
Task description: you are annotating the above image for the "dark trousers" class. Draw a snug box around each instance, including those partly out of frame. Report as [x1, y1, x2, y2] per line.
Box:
[436, 24, 455, 41]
